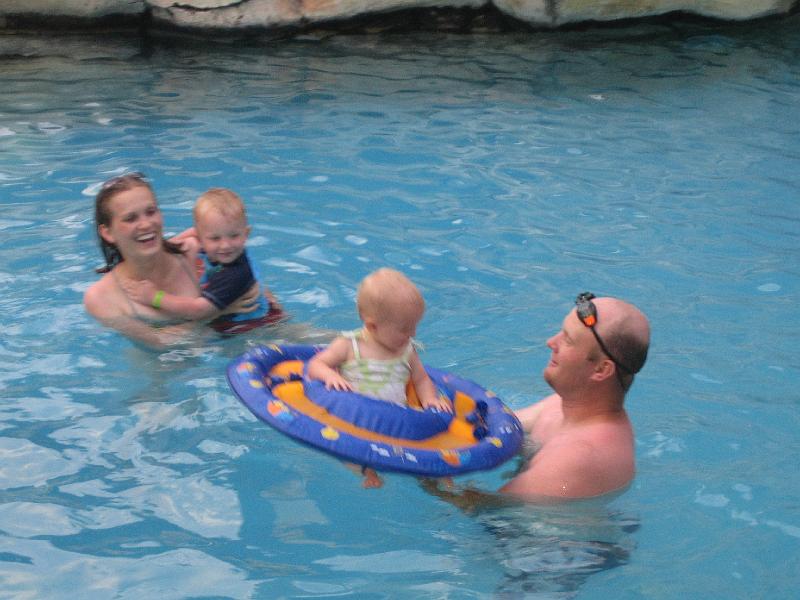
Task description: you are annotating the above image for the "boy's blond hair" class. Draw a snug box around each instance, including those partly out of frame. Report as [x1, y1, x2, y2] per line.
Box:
[194, 188, 248, 224]
[357, 268, 424, 322]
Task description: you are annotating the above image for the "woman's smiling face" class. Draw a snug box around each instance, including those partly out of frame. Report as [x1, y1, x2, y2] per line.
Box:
[99, 185, 163, 259]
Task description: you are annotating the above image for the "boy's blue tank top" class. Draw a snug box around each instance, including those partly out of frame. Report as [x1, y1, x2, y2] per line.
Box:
[199, 250, 268, 322]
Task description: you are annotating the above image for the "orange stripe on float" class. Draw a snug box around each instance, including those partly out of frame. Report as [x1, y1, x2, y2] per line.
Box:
[272, 381, 478, 450]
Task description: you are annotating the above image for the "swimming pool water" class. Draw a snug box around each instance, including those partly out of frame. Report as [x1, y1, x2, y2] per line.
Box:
[1, 16, 799, 598]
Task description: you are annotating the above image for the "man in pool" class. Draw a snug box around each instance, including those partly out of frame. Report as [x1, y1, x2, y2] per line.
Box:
[425, 293, 650, 504]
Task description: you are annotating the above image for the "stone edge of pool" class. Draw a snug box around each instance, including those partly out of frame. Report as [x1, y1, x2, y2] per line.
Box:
[0, 0, 798, 36]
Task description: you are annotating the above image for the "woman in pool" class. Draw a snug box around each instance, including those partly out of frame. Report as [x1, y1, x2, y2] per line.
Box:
[83, 172, 255, 348]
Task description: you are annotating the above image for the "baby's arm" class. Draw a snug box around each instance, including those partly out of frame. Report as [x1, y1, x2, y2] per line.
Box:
[409, 350, 452, 412]
[307, 337, 354, 392]
[119, 278, 218, 320]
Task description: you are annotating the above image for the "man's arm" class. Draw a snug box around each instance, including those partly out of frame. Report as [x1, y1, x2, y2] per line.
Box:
[499, 439, 600, 499]
[422, 441, 601, 509]
[420, 478, 521, 513]
[514, 393, 557, 432]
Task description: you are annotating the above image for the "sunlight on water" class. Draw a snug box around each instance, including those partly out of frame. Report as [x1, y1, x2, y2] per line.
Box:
[1, 15, 799, 599]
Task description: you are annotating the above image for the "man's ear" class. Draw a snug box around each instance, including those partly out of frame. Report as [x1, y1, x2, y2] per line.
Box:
[592, 358, 616, 383]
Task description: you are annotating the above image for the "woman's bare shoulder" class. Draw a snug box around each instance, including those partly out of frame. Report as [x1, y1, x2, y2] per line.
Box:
[84, 272, 120, 319]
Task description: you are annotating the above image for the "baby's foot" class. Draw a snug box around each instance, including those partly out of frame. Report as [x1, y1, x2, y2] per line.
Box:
[362, 468, 384, 489]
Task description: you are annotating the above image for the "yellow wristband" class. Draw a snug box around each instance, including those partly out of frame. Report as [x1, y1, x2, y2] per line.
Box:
[152, 290, 165, 309]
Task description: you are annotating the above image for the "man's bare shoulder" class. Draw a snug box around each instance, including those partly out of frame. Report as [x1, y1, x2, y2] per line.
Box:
[504, 434, 631, 499]
[575, 412, 634, 450]
[502, 408, 635, 500]
[554, 417, 634, 490]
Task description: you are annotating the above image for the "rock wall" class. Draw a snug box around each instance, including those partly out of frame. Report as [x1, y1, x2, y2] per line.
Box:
[1, 0, 797, 31]
[0, 0, 140, 18]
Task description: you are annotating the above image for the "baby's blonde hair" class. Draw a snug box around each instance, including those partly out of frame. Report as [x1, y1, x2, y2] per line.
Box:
[194, 188, 248, 224]
[357, 268, 425, 323]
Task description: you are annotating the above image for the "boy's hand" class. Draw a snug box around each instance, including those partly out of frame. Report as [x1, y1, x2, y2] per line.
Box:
[169, 227, 199, 252]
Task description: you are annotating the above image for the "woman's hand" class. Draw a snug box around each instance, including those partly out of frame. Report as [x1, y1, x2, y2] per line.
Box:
[119, 276, 160, 307]
[222, 282, 260, 316]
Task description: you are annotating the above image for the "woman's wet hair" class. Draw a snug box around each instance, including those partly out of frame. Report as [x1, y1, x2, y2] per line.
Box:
[94, 172, 183, 273]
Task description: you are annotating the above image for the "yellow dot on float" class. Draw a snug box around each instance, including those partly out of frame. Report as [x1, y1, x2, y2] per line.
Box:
[321, 426, 340, 441]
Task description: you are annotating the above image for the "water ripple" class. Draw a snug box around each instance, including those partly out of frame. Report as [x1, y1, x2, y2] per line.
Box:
[0, 20, 799, 598]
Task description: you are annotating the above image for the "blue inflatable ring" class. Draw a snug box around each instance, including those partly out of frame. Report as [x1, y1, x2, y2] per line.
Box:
[226, 344, 524, 477]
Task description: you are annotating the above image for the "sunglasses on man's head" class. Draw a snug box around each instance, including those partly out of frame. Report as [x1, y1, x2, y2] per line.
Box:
[575, 292, 631, 385]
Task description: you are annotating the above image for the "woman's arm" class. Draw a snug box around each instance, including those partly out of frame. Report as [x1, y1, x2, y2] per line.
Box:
[106, 315, 198, 349]
[118, 277, 218, 320]
[219, 281, 260, 317]
[84, 278, 197, 349]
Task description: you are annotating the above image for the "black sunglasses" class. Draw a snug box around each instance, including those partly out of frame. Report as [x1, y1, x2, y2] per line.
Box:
[575, 292, 631, 387]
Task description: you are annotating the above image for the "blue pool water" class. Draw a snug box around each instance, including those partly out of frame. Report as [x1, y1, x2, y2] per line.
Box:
[1, 15, 799, 598]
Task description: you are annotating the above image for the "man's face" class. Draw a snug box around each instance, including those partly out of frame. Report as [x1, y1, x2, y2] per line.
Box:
[543, 309, 599, 394]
